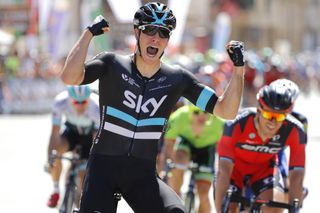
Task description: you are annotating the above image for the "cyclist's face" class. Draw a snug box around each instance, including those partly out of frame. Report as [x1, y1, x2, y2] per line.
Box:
[72, 99, 89, 113]
[257, 107, 285, 138]
[136, 27, 169, 62]
[192, 111, 208, 124]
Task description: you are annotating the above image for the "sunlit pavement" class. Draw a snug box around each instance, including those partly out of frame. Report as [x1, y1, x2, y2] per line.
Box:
[0, 91, 319, 213]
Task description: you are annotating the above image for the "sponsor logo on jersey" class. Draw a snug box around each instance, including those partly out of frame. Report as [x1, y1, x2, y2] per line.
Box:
[157, 76, 167, 83]
[272, 134, 280, 141]
[238, 143, 282, 154]
[268, 134, 282, 145]
[249, 133, 256, 139]
[121, 74, 140, 88]
[123, 90, 167, 116]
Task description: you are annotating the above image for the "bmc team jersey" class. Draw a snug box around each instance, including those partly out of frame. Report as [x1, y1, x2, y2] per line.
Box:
[82, 53, 218, 160]
[165, 105, 224, 148]
[52, 90, 100, 134]
[218, 108, 306, 169]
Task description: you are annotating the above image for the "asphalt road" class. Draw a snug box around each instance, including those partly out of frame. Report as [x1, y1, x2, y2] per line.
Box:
[0, 91, 319, 212]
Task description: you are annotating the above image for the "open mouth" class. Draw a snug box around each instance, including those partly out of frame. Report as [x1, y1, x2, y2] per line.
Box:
[146, 46, 159, 56]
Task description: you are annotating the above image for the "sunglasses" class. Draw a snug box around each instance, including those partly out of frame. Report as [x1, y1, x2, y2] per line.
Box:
[193, 110, 207, 116]
[138, 25, 171, 39]
[260, 109, 286, 122]
[72, 100, 88, 105]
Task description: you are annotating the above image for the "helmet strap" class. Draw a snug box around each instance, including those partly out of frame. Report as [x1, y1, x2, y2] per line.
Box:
[136, 30, 142, 56]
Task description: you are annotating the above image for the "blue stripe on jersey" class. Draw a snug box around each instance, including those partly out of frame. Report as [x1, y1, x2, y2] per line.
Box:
[107, 106, 137, 125]
[137, 118, 166, 126]
[106, 106, 166, 126]
[52, 118, 61, 126]
[196, 86, 214, 111]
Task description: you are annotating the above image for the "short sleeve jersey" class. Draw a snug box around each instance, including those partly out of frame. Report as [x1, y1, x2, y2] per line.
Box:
[164, 105, 224, 148]
[218, 108, 306, 169]
[52, 90, 100, 134]
[82, 52, 219, 160]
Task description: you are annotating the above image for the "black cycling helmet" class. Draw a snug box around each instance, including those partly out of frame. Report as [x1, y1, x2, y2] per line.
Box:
[257, 79, 299, 112]
[133, 2, 176, 31]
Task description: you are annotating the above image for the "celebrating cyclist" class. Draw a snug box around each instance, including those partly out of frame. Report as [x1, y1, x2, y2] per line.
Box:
[60, 2, 245, 212]
[163, 104, 224, 213]
[46, 85, 100, 208]
[214, 79, 307, 213]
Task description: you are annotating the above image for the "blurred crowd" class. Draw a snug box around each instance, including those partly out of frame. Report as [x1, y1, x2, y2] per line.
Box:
[164, 46, 320, 108]
[0, 45, 66, 114]
[1, 41, 320, 114]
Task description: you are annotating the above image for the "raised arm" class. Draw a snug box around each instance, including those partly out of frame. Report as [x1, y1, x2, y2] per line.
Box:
[60, 15, 109, 85]
[213, 41, 245, 120]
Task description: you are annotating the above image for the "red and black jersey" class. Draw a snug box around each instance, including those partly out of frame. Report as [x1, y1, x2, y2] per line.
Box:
[218, 108, 306, 169]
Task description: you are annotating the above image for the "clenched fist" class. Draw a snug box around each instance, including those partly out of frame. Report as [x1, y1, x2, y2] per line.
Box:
[87, 15, 109, 36]
[226, 40, 245, 67]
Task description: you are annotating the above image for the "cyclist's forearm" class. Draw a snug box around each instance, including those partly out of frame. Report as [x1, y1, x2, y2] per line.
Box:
[60, 29, 93, 85]
[47, 126, 61, 160]
[214, 174, 230, 212]
[214, 160, 233, 212]
[47, 134, 59, 160]
[213, 67, 244, 120]
[288, 169, 305, 205]
[164, 139, 175, 160]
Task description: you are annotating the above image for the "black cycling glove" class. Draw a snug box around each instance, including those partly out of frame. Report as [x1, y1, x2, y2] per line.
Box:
[87, 15, 109, 36]
[226, 40, 245, 67]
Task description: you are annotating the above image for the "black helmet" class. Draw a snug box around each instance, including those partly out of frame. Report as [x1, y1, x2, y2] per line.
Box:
[133, 2, 176, 31]
[257, 79, 299, 112]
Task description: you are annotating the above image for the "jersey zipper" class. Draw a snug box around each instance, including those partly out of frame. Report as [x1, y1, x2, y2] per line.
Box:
[127, 78, 147, 156]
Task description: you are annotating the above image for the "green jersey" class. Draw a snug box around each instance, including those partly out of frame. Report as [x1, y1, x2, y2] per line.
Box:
[164, 105, 224, 148]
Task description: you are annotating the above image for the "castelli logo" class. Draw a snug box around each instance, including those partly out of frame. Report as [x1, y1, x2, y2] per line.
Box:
[157, 76, 167, 83]
[122, 74, 129, 81]
[249, 133, 256, 139]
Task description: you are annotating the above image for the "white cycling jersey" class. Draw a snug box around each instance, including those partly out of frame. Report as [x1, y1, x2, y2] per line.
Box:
[52, 90, 100, 134]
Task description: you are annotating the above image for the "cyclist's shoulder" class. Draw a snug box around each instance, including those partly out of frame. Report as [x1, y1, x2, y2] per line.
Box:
[161, 62, 195, 80]
[290, 110, 308, 124]
[53, 90, 69, 107]
[89, 51, 115, 61]
[285, 113, 305, 133]
[230, 107, 257, 123]
[88, 92, 99, 105]
[86, 51, 131, 66]
[169, 105, 190, 120]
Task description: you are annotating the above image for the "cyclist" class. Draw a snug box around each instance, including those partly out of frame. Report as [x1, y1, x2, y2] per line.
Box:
[60, 2, 245, 212]
[214, 79, 307, 213]
[163, 104, 224, 213]
[46, 85, 100, 208]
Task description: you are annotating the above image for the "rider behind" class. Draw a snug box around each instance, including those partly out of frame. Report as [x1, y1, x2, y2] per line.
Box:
[60, 2, 245, 212]
[163, 104, 224, 213]
[46, 85, 100, 208]
[214, 79, 307, 213]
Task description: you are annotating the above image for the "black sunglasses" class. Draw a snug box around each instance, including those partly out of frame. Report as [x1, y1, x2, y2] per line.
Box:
[138, 25, 171, 39]
[193, 110, 207, 115]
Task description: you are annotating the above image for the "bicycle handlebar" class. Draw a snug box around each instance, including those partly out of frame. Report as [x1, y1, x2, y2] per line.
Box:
[222, 189, 300, 213]
[49, 150, 82, 165]
[165, 159, 214, 173]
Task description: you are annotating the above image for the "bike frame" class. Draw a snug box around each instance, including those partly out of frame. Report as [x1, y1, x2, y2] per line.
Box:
[49, 149, 86, 213]
[163, 159, 214, 213]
